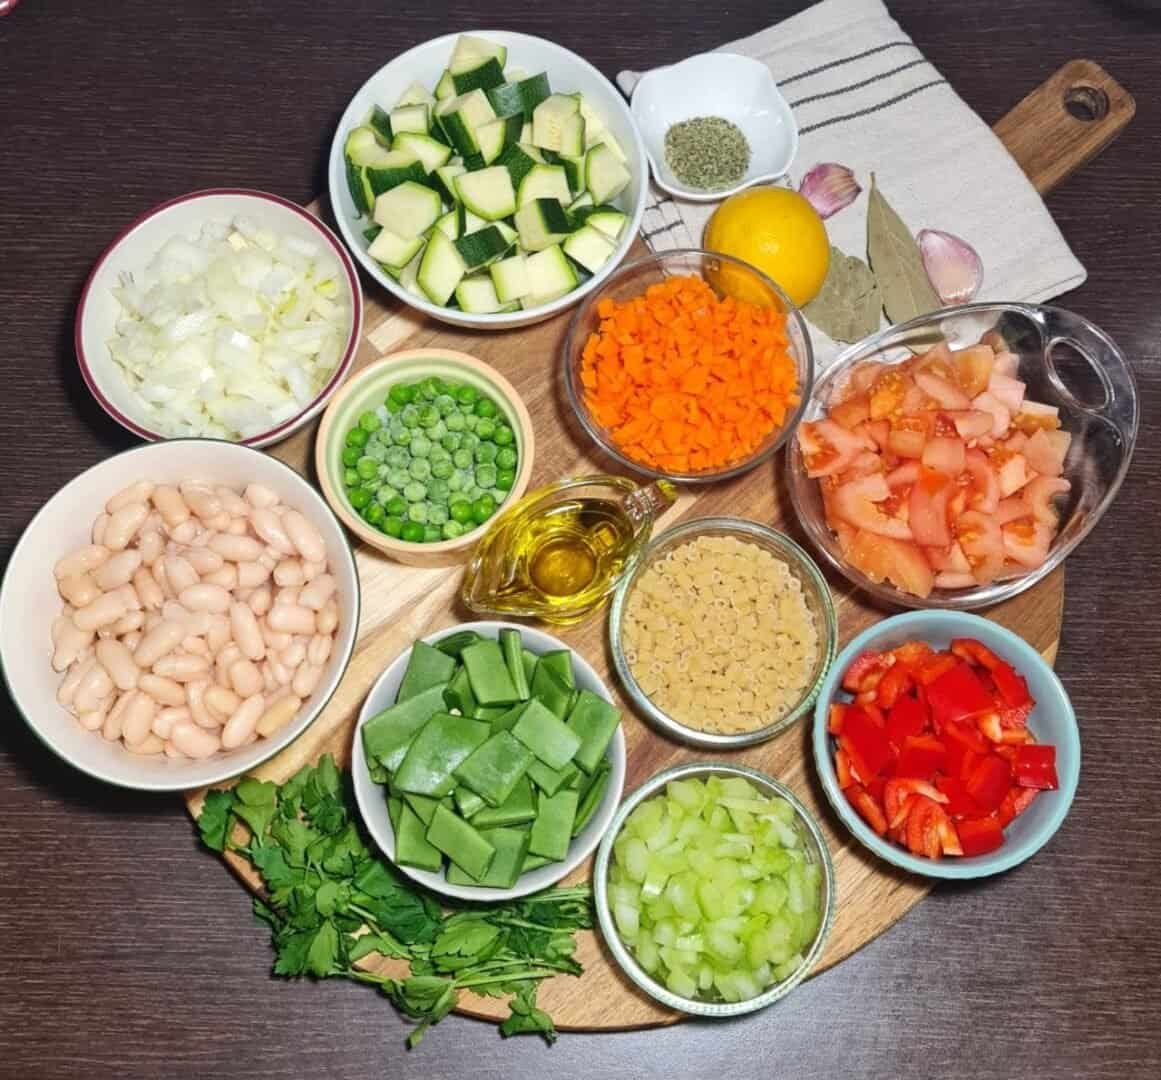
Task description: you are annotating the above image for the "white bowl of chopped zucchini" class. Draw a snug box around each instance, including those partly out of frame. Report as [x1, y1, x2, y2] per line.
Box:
[351, 622, 627, 901]
[328, 31, 647, 328]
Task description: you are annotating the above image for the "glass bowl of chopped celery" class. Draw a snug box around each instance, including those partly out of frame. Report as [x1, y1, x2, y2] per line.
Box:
[594, 762, 836, 1016]
[315, 347, 535, 566]
[562, 248, 814, 483]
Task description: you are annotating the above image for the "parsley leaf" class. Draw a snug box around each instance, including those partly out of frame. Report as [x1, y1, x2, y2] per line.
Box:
[197, 789, 235, 852]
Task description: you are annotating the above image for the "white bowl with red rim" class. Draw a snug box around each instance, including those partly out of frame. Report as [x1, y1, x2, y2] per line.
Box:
[75, 188, 364, 449]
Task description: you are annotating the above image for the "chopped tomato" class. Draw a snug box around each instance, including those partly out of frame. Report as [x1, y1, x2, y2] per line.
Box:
[987, 372, 1027, 414]
[829, 394, 872, 430]
[1013, 744, 1059, 790]
[848, 531, 934, 598]
[887, 420, 929, 459]
[915, 369, 972, 410]
[1022, 475, 1071, 526]
[951, 345, 996, 397]
[909, 467, 954, 547]
[956, 815, 1004, 856]
[921, 436, 966, 477]
[799, 418, 868, 478]
[845, 783, 888, 836]
[971, 390, 1012, 437]
[832, 474, 914, 540]
[886, 460, 921, 488]
[964, 754, 1013, 813]
[1023, 428, 1071, 476]
[962, 448, 1000, 513]
[956, 509, 1005, 583]
[925, 662, 996, 726]
[950, 409, 994, 440]
[896, 734, 948, 779]
[869, 368, 909, 419]
[1002, 518, 1054, 569]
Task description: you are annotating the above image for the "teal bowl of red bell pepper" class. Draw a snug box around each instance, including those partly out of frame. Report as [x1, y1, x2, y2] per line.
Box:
[812, 611, 1080, 879]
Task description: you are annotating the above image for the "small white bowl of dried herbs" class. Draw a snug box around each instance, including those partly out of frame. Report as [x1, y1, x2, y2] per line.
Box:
[630, 52, 798, 202]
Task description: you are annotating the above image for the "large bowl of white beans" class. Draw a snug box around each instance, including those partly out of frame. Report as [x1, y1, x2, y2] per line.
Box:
[0, 439, 360, 791]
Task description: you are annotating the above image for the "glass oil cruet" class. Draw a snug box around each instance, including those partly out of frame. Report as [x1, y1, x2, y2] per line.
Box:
[461, 475, 677, 624]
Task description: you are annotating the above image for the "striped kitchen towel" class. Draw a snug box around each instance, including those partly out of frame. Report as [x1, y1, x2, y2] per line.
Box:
[617, 0, 1086, 366]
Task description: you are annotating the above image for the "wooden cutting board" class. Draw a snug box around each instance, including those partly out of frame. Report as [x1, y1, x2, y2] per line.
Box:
[185, 60, 1132, 1031]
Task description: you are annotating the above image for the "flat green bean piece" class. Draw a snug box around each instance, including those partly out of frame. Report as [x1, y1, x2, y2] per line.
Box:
[528, 789, 579, 861]
[454, 730, 534, 808]
[392, 712, 490, 797]
[446, 827, 530, 888]
[511, 699, 581, 771]
[425, 804, 495, 880]
[397, 642, 457, 702]
[395, 804, 443, 872]
[361, 683, 450, 774]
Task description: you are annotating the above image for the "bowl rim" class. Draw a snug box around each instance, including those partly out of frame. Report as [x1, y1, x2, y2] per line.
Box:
[0, 437, 362, 792]
[350, 619, 627, 901]
[811, 610, 1081, 879]
[593, 760, 837, 1017]
[562, 247, 815, 483]
[74, 187, 365, 446]
[786, 300, 1140, 610]
[314, 347, 536, 557]
[608, 516, 837, 749]
[630, 52, 800, 203]
[326, 28, 649, 329]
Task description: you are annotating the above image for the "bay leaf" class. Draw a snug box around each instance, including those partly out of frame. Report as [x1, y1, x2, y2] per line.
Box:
[803, 246, 882, 343]
[866, 173, 941, 324]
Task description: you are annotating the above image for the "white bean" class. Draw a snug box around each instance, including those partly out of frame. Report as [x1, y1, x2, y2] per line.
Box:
[138, 673, 186, 707]
[182, 636, 210, 658]
[292, 662, 323, 699]
[273, 586, 301, 609]
[267, 604, 316, 635]
[74, 664, 114, 715]
[257, 551, 278, 572]
[221, 693, 265, 749]
[133, 620, 185, 667]
[248, 585, 273, 617]
[185, 679, 215, 729]
[273, 559, 305, 588]
[299, 574, 336, 612]
[53, 619, 94, 671]
[256, 694, 302, 737]
[180, 483, 222, 522]
[91, 513, 109, 546]
[96, 639, 140, 691]
[215, 486, 249, 516]
[237, 560, 271, 588]
[181, 546, 223, 575]
[261, 621, 292, 652]
[101, 703, 124, 741]
[111, 610, 144, 636]
[308, 634, 334, 667]
[163, 741, 188, 761]
[59, 572, 101, 608]
[317, 599, 339, 636]
[260, 662, 278, 691]
[151, 485, 189, 528]
[143, 612, 163, 631]
[132, 567, 164, 611]
[153, 706, 189, 739]
[122, 631, 142, 652]
[209, 533, 264, 562]
[229, 658, 264, 698]
[244, 483, 279, 509]
[280, 640, 306, 668]
[202, 511, 232, 533]
[170, 721, 220, 759]
[115, 583, 142, 611]
[202, 563, 238, 590]
[121, 690, 158, 745]
[103, 502, 149, 552]
[107, 481, 155, 514]
[93, 549, 142, 591]
[137, 530, 165, 566]
[169, 520, 199, 544]
[207, 614, 232, 654]
[162, 601, 193, 625]
[215, 643, 242, 686]
[73, 592, 128, 632]
[57, 657, 95, 707]
[178, 583, 232, 614]
[204, 685, 241, 720]
[77, 707, 106, 732]
[152, 652, 210, 681]
[229, 601, 265, 661]
[55, 544, 110, 580]
[282, 510, 326, 563]
[163, 555, 199, 594]
[267, 656, 293, 686]
[248, 507, 297, 555]
[181, 609, 213, 638]
[126, 733, 164, 756]
[225, 518, 249, 536]
[51, 615, 69, 647]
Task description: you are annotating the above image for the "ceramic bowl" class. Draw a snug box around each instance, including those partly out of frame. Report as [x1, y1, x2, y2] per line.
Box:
[315, 348, 535, 567]
[813, 611, 1080, 878]
[75, 189, 363, 448]
[328, 30, 649, 330]
[0, 439, 360, 792]
[630, 52, 798, 202]
[593, 761, 836, 1016]
[608, 517, 837, 749]
[351, 621, 627, 901]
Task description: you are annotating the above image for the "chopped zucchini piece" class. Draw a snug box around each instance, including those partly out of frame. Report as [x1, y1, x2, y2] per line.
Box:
[368, 105, 393, 144]
[434, 162, 467, 203]
[516, 163, 572, 208]
[434, 69, 456, 99]
[514, 198, 571, 252]
[392, 131, 452, 173]
[495, 143, 542, 189]
[434, 209, 460, 240]
[434, 89, 496, 156]
[454, 275, 504, 314]
[563, 225, 616, 274]
[448, 34, 508, 75]
[365, 151, 428, 196]
[451, 57, 505, 95]
[372, 180, 442, 238]
[455, 225, 513, 269]
[455, 166, 517, 221]
[345, 125, 398, 168]
[490, 253, 530, 303]
[531, 93, 582, 153]
[585, 143, 631, 204]
[487, 72, 552, 122]
[523, 244, 579, 306]
[396, 80, 436, 108]
[416, 228, 468, 305]
[390, 103, 429, 135]
[367, 228, 425, 270]
[586, 208, 629, 241]
[397, 248, 425, 298]
[476, 114, 523, 165]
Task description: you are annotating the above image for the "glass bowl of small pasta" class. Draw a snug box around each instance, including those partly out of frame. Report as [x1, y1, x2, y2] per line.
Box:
[608, 517, 837, 749]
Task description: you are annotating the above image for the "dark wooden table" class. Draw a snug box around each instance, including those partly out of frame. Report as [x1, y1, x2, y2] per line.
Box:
[2, 2, 1159, 1077]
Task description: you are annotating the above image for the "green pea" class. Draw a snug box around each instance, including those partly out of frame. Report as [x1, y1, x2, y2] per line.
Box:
[463, 413, 479, 432]
[493, 424, 514, 447]
[409, 458, 432, 482]
[356, 457, 378, 479]
[383, 515, 404, 538]
[400, 404, 421, 428]
[428, 477, 450, 503]
[393, 426, 412, 446]
[403, 481, 427, 503]
[428, 418, 447, 441]
[419, 377, 442, 400]
[455, 385, 478, 406]
[359, 411, 381, 432]
[364, 502, 386, 526]
[400, 521, 425, 543]
[410, 435, 432, 458]
[448, 470, 466, 493]
[385, 446, 409, 469]
[462, 485, 481, 503]
[389, 383, 414, 406]
[475, 442, 497, 464]
[445, 412, 466, 433]
[375, 486, 400, 506]
[343, 468, 360, 488]
[441, 432, 462, 453]
[387, 467, 411, 490]
[431, 458, 453, 480]
[452, 448, 473, 470]
[471, 495, 496, 524]
[495, 447, 517, 470]
[386, 495, 407, 517]
[476, 417, 496, 441]
[474, 397, 497, 419]
[434, 394, 457, 416]
[475, 463, 498, 489]
[348, 488, 371, 510]
[383, 396, 402, 414]
[423, 524, 442, 543]
[442, 520, 466, 540]
[419, 404, 440, 428]
[496, 468, 515, 491]
[429, 445, 451, 464]
[364, 442, 387, 463]
[428, 504, 449, 526]
[346, 426, 369, 448]
[450, 500, 474, 525]
[407, 503, 428, 524]
[461, 432, 479, 450]
[341, 446, 360, 467]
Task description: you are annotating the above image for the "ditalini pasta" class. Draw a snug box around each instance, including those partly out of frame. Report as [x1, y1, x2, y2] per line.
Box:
[622, 535, 818, 735]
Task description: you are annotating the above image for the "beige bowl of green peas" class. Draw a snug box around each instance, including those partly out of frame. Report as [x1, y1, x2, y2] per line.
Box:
[315, 348, 535, 567]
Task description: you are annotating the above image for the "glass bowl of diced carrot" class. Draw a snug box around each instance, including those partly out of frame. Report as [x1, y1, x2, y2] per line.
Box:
[562, 249, 814, 483]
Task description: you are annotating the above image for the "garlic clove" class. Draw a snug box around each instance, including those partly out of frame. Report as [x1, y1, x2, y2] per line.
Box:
[798, 163, 862, 219]
[918, 228, 984, 305]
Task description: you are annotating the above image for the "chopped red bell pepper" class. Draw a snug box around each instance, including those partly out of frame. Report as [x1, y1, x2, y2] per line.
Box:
[956, 815, 1004, 856]
[835, 747, 855, 788]
[841, 706, 895, 778]
[990, 660, 1031, 709]
[950, 638, 1003, 671]
[997, 784, 1040, 827]
[944, 717, 991, 755]
[965, 754, 1013, 813]
[876, 664, 914, 709]
[998, 701, 1033, 729]
[828, 703, 847, 736]
[885, 694, 928, 748]
[977, 710, 1004, 744]
[934, 775, 980, 819]
[842, 651, 891, 693]
[895, 734, 948, 779]
[889, 640, 934, 671]
[863, 702, 886, 727]
[845, 783, 888, 836]
[926, 662, 996, 726]
[914, 652, 959, 686]
[1013, 744, 1059, 790]
[906, 797, 944, 858]
[867, 776, 886, 803]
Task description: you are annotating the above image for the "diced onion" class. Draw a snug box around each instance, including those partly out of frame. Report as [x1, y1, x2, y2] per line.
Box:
[105, 215, 349, 440]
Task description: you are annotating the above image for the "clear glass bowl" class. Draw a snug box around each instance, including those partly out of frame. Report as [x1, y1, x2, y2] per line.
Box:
[786, 302, 1140, 610]
[608, 517, 837, 749]
[562, 249, 814, 483]
[593, 761, 837, 1017]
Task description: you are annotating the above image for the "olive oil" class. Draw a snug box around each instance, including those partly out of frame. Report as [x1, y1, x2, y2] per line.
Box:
[462, 476, 677, 624]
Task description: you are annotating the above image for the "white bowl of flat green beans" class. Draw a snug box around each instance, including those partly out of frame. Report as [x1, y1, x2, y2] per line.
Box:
[351, 621, 626, 901]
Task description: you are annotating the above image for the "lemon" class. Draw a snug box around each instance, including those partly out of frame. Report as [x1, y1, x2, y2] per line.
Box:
[703, 187, 830, 307]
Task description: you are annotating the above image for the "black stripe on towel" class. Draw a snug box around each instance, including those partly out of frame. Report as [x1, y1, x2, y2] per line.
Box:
[641, 218, 687, 241]
[779, 40, 919, 86]
[799, 78, 948, 135]
[788, 58, 930, 108]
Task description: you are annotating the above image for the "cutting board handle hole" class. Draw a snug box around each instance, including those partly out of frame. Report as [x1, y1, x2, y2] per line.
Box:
[1063, 85, 1109, 122]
